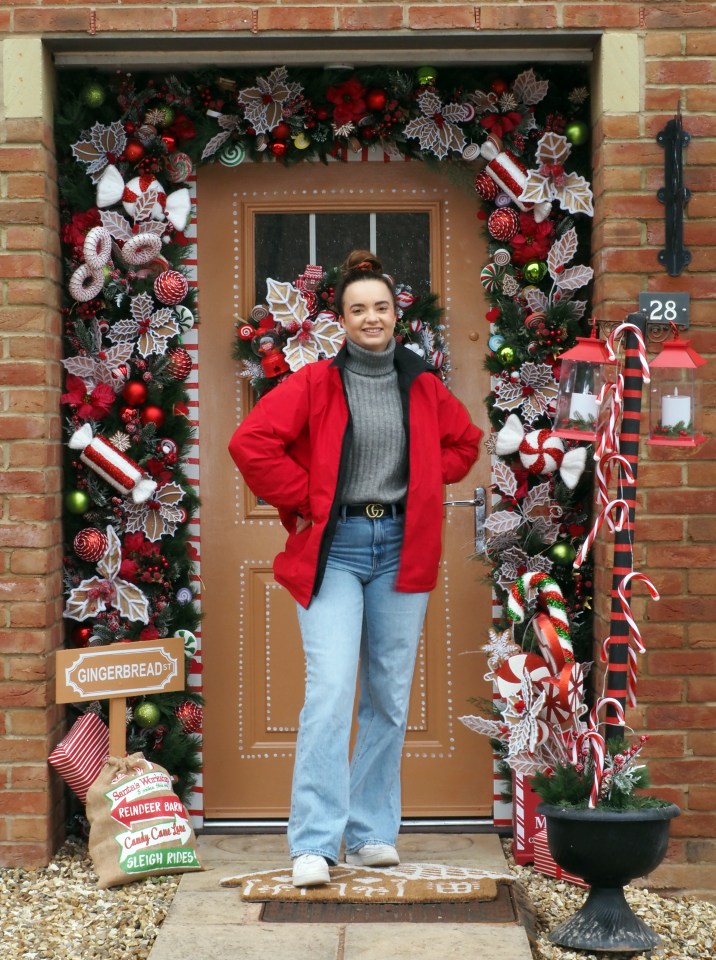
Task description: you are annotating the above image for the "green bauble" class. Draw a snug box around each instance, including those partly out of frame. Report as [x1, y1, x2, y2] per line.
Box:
[523, 260, 548, 283]
[548, 541, 577, 566]
[161, 106, 175, 127]
[497, 345, 515, 365]
[133, 700, 161, 729]
[81, 83, 106, 109]
[416, 65, 437, 86]
[65, 490, 91, 515]
[565, 120, 589, 146]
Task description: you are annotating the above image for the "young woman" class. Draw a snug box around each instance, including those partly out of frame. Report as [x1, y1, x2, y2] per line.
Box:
[229, 251, 482, 887]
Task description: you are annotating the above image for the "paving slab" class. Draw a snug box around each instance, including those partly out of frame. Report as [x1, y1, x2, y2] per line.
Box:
[147, 833, 532, 960]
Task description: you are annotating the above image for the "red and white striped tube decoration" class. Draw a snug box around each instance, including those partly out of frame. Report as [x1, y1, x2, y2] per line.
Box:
[69, 424, 157, 503]
[480, 135, 553, 222]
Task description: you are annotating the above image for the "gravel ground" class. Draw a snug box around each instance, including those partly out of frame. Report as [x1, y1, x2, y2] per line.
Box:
[1, 837, 714, 960]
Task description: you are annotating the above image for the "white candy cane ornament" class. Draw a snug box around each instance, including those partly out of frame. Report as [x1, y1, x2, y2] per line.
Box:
[69, 424, 157, 503]
[480, 136, 553, 223]
[496, 413, 587, 490]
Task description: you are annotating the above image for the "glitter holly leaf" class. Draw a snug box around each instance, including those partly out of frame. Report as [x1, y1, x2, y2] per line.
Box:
[403, 91, 469, 160]
[110, 292, 180, 358]
[237, 66, 303, 135]
[71, 122, 128, 180]
[125, 480, 185, 542]
[548, 228, 580, 273]
[266, 278, 310, 328]
[512, 69, 549, 106]
[520, 362, 559, 421]
[555, 172, 594, 217]
[523, 481, 556, 521]
[283, 313, 345, 372]
[536, 131, 572, 166]
[485, 509, 523, 538]
[459, 714, 510, 742]
[496, 548, 552, 593]
[62, 342, 134, 394]
[493, 460, 519, 498]
[63, 527, 149, 623]
[553, 263, 594, 293]
[524, 288, 549, 314]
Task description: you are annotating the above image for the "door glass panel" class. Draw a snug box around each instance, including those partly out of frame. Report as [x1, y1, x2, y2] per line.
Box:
[254, 213, 310, 302]
[254, 211, 431, 303]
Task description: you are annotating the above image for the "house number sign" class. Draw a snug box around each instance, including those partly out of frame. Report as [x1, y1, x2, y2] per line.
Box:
[638, 292, 690, 329]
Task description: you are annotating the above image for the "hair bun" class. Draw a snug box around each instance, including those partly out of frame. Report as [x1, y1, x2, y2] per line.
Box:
[341, 249, 383, 277]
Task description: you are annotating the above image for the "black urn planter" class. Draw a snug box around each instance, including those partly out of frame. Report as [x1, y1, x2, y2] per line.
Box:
[537, 802, 680, 953]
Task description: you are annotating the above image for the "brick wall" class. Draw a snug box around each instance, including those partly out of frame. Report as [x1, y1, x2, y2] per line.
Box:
[1, 2, 715, 897]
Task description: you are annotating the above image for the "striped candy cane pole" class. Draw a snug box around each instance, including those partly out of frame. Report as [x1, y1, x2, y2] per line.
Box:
[604, 313, 649, 737]
[573, 498, 629, 569]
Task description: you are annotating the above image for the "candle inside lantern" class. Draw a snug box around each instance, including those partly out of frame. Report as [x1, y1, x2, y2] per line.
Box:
[569, 391, 598, 423]
[661, 388, 691, 429]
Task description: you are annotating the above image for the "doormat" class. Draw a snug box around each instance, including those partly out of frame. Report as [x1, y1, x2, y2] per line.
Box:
[260, 883, 517, 923]
[221, 862, 512, 904]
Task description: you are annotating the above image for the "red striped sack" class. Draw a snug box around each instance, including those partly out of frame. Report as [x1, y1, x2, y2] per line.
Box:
[49, 713, 109, 802]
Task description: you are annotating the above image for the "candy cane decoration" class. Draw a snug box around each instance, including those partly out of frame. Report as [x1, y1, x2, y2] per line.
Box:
[607, 322, 651, 384]
[595, 452, 635, 524]
[507, 572, 571, 648]
[69, 424, 157, 503]
[573, 497, 629, 569]
[617, 570, 661, 653]
[594, 374, 624, 464]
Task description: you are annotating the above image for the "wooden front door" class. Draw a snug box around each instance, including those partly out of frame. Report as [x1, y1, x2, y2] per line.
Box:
[197, 157, 493, 820]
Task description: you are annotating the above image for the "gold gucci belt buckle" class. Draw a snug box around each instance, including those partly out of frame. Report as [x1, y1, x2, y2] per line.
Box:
[364, 503, 386, 519]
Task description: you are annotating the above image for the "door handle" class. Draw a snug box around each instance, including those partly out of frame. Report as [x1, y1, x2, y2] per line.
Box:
[443, 486, 487, 556]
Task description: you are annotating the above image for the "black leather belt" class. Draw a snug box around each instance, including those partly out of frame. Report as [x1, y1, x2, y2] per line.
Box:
[341, 502, 404, 519]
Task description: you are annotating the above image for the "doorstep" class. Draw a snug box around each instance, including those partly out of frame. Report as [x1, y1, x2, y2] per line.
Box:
[146, 833, 533, 960]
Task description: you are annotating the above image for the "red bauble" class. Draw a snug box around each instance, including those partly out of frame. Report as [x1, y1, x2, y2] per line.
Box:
[72, 625, 93, 647]
[154, 270, 189, 306]
[124, 140, 145, 163]
[73, 527, 109, 563]
[487, 207, 521, 242]
[272, 122, 291, 140]
[316, 107, 330, 121]
[270, 141, 287, 157]
[166, 346, 192, 381]
[122, 380, 148, 407]
[140, 405, 166, 429]
[490, 79, 509, 95]
[366, 88, 387, 112]
[474, 171, 499, 201]
[175, 701, 203, 734]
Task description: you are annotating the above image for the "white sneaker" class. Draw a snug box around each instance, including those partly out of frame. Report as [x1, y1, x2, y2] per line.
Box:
[292, 854, 330, 887]
[345, 843, 400, 867]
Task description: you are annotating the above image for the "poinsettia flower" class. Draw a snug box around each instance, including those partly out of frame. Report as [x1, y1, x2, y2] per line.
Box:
[326, 77, 368, 127]
[119, 557, 140, 583]
[139, 623, 160, 641]
[61, 374, 116, 421]
[510, 212, 554, 266]
[61, 208, 102, 259]
[480, 110, 523, 138]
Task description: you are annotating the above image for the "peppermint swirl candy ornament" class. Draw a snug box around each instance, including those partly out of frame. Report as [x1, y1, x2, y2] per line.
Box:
[480, 263, 504, 292]
[219, 142, 246, 167]
[73, 527, 109, 563]
[492, 248, 511, 267]
[494, 192, 513, 208]
[165, 151, 194, 183]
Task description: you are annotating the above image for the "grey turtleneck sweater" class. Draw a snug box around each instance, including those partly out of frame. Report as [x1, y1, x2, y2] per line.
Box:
[340, 338, 408, 505]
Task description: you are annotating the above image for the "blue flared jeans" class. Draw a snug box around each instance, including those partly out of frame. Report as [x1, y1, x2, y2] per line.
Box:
[287, 513, 429, 863]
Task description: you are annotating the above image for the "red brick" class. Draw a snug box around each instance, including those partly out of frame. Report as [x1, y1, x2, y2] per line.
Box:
[338, 4, 402, 30]
[6, 708, 57, 736]
[408, 4, 474, 29]
[635, 677, 684, 702]
[0, 791, 48, 816]
[690, 624, 716, 649]
[671, 813, 716, 839]
[258, 6, 335, 30]
[687, 678, 716, 702]
[563, 4, 639, 27]
[645, 32, 684, 57]
[480, 5, 557, 30]
[8, 818, 52, 843]
[9, 496, 62, 522]
[688, 569, 716, 595]
[0, 629, 52, 655]
[175, 6, 253, 30]
[686, 87, 716, 112]
[648, 706, 716, 729]
[13, 8, 93, 32]
[642, 733, 686, 758]
[689, 731, 716, 756]
[3, 119, 52, 147]
[96, 7, 173, 30]
[646, 4, 716, 29]
[647, 543, 716, 567]
[0, 843, 53, 869]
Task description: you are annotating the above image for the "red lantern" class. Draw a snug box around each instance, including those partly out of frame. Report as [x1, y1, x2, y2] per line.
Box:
[121, 380, 148, 407]
[140, 405, 166, 429]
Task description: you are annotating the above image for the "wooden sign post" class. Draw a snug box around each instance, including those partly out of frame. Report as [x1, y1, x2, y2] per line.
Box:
[56, 637, 186, 757]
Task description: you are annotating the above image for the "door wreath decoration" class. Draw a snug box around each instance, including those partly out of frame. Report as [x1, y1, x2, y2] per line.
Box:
[56, 65, 595, 804]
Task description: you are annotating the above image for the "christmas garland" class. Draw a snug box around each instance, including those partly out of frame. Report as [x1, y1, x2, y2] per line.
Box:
[56, 63, 595, 804]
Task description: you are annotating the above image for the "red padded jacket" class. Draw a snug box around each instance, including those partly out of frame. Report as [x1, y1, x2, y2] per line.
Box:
[228, 343, 482, 608]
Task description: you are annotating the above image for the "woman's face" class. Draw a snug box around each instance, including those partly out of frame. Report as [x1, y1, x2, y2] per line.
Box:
[339, 278, 397, 352]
